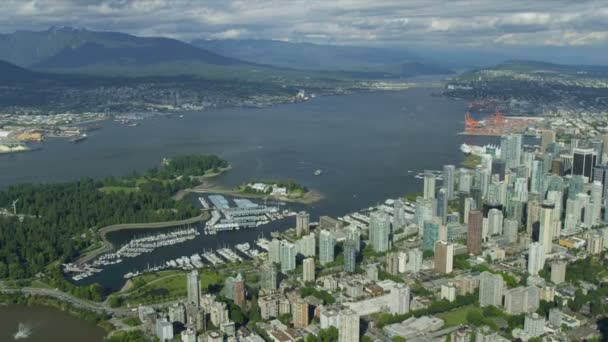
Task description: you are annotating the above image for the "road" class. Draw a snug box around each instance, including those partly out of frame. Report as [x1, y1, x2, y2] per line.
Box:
[0, 286, 136, 317]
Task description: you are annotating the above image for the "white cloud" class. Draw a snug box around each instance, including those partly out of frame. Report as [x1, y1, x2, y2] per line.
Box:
[0, 0, 606, 49]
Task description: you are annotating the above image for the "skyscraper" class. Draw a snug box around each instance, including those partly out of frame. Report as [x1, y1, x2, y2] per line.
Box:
[423, 219, 440, 251]
[479, 271, 504, 307]
[225, 273, 245, 307]
[346, 226, 361, 252]
[279, 241, 296, 272]
[487, 208, 504, 236]
[406, 248, 423, 273]
[501, 134, 522, 169]
[467, 210, 483, 254]
[268, 238, 281, 264]
[296, 232, 316, 257]
[423, 171, 436, 199]
[415, 197, 435, 237]
[393, 199, 407, 231]
[434, 241, 454, 274]
[437, 187, 448, 224]
[539, 201, 555, 256]
[187, 270, 201, 308]
[303, 257, 315, 283]
[530, 160, 543, 194]
[389, 284, 410, 314]
[590, 181, 603, 226]
[292, 299, 309, 328]
[261, 262, 278, 291]
[527, 242, 545, 276]
[319, 230, 336, 265]
[550, 260, 566, 284]
[343, 239, 357, 273]
[338, 309, 360, 342]
[295, 211, 310, 237]
[369, 211, 391, 252]
[572, 148, 597, 179]
[443, 165, 456, 200]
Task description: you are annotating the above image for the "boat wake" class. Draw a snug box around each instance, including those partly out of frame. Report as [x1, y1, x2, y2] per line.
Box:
[13, 322, 33, 340]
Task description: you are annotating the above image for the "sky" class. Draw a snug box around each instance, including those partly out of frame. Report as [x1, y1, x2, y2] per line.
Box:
[1, 0, 607, 64]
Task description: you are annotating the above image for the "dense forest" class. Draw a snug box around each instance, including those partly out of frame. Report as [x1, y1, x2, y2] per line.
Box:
[0, 154, 226, 280]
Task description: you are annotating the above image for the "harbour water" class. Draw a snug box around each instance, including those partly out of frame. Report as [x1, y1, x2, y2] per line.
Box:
[0, 305, 106, 342]
[0, 88, 501, 291]
[0, 87, 506, 336]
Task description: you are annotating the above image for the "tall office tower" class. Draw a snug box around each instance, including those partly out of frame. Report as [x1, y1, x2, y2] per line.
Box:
[504, 218, 519, 243]
[268, 238, 281, 264]
[423, 219, 440, 251]
[479, 169, 491, 198]
[187, 270, 201, 308]
[487, 208, 504, 236]
[572, 148, 597, 179]
[563, 197, 580, 234]
[552, 158, 565, 176]
[295, 211, 310, 237]
[297, 233, 316, 257]
[590, 138, 604, 159]
[578, 193, 592, 228]
[389, 284, 411, 314]
[568, 175, 584, 199]
[437, 187, 448, 224]
[508, 199, 524, 224]
[443, 165, 456, 199]
[434, 241, 454, 274]
[501, 134, 522, 169]
[423, 171, 436, 199]
[541, 130, 556, 152]
[527, 242, 545, 276]
[591, 181, 603, 225]
[481, 153, 493, 172]
[467, 210, 483, 254]
[338, 309, 360, 342]
[393, 199, 407, 231]
[261, 262, 278, 290]
[369, 210, 391, 252]
[303, 257, 315, 283]
[547, 190, 563, 240]
[459, 170, 473, 193]
[479, 271, 504, 307]
[292, 299, 309, 328]
[530, 160, 543, 194]
[523, 151, 535, 177]
[550, 260, 567, 284]
[279, 241, 296, 272]
[593, 165, 608, 197]
[464, 197, 476, 224]
[343, 239, 357, 273]
[513, 177, 528, 202]
[319, 230, 336, 265]
[415, 197, 435, 237]
[406, 248, 423, 273]
[527, 200, 541, 236]
[346, 226, 361, 252]
[539, 201, 555, 256]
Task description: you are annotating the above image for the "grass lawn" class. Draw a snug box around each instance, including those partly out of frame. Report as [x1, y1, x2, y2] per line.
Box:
[436, 305, 477, 327]
[119, 269, 225, 306]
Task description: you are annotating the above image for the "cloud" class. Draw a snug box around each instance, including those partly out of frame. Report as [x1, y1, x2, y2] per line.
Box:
[0, 0, 606, 50]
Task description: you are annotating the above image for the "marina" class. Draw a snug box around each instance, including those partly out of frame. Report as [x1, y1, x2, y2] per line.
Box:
[201, 195, 295, 234]
[64, 227, 199, 281]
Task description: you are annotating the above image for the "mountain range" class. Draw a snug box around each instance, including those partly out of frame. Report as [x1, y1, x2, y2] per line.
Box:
[0, 27, 452, 78]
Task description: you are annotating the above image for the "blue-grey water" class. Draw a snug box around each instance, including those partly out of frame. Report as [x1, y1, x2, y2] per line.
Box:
[0, 88, 497, 291]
